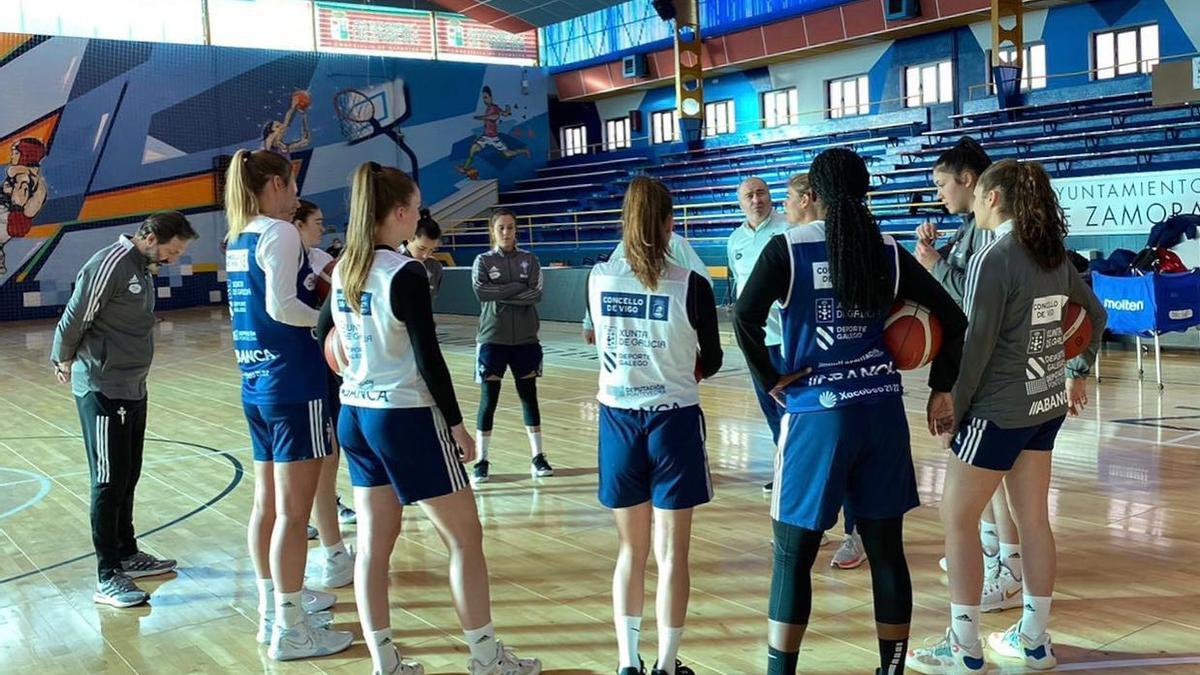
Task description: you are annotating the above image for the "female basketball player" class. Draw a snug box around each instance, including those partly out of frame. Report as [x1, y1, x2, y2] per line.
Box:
[330, 161, 541, 675]
[224, 150, 351, 660]
[733, 148, 968, 675]
[589, 177, 722, 675]
[262, 99, 311, 158]
[470, 209, 554, 484]
[293, 200, 356, 589]
[908, 160, 1105, 674]
[919, 137, 1024, 607]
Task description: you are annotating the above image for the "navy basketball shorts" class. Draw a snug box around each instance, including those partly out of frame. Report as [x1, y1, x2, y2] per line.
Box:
[597, 403, 713, 510]
[337, 405, 469, 504]
[951, 414, 1066, 471]
[244, 398, 332, 463]
[476, 342, 544, 382]
[772, 396, 919, 532]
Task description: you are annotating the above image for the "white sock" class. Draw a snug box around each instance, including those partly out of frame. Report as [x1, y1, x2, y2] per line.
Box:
[1021, 594, 1053, 639]
[657, 625, 684, 675]
[527, 429, 543, 457]
[256, 578, 274, 619]
[367, 627, 399, 674]
[477, 432, 490, 463]
[999, 543, 1023, 581]
[615, 615, 641, 669]
[464, 622, 500, 665]
[980, 521, 999, 547]
[323, 541, 347, 559]
[950, 603, 981, 646]
[276, 590, 304, 629]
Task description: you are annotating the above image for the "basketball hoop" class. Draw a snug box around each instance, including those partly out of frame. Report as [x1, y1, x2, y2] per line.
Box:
[334, 88, 377, 142]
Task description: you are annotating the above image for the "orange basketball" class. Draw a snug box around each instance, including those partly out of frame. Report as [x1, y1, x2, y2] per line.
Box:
[324, 330, 348, 375]
[315, 260, 336, 303]
[884, 300, 944, 370]
[1062, 302, 1092, 360]
[292, 90, 312, 111]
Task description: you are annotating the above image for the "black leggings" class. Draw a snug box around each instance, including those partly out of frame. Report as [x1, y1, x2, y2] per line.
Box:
[769, 516, 912, 626]
[475, 377, 541, 431]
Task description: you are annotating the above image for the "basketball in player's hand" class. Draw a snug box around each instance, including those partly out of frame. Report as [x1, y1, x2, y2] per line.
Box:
[315, 260, 336, 303]
[884, 300, 943, 370]
[324, 330, 348, 375]
[1062, 302, 1092, 360]
[292, 90, 312, 111]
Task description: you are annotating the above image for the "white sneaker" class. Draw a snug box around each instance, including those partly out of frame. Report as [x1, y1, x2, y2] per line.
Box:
[987, 622, 1057, 670]
[257, 610, 334, 645]
[468, 641, 542, 674]
[321, 549, 355, 589]
[980, 563, 1022, 612]
[303, 587, 337, 613]
[268, 620, 353, 661]
[376, 641, 426, 674]
[831, 533, 866, 569]
[908, 628, 989, 674]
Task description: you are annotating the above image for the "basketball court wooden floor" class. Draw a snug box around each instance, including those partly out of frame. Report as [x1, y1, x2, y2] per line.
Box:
[1, 307, 1198, 674]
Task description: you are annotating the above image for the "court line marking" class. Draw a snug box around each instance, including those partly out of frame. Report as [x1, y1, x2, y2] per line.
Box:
[0, 467, 52, 519]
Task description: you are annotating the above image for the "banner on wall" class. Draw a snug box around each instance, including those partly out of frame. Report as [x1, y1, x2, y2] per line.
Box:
[314, 2, 434, 59]
[1055, 168, 1200, 235]
[434, 13, 537, 66]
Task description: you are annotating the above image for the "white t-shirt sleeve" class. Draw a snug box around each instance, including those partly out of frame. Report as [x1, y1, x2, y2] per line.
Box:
[258, 222, 319, 327]
[308, 247, 335, 281]
[672, 234, 712, 282]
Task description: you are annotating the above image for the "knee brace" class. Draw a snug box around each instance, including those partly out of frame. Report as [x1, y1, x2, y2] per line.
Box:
[768, 519, 824, 625]
[476, 380, 501, 432]
[514, 377, 541, 427]
[856, 517, 913, 625]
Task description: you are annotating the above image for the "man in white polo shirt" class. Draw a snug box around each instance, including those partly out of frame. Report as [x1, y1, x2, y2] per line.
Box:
[726, 176, 791, 492]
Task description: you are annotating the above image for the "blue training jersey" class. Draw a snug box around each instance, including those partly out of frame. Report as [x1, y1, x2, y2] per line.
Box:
[778, 223, 901, 412]
[226, 216, 325, 405]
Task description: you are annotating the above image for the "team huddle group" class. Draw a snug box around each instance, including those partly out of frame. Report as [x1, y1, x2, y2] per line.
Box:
[49, 135, 1108, 675]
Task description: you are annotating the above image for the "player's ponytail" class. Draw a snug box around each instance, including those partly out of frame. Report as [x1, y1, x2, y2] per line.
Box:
[978, 159, 1067, 270]
[933, 135, 992, 178]
[341, 161, 417, 313]
[810, 147, 891, 314]
[620, 176, 673, 291]
[224, 149, 292, 242]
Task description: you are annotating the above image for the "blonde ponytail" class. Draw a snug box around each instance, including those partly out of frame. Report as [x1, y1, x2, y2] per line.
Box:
[621, 176, 673, 291]
[223, 149, 293, 243]
[339, 161, 418, 313]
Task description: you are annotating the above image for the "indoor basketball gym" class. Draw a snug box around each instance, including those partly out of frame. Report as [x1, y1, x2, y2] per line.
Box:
[2, 0, 1200, 673]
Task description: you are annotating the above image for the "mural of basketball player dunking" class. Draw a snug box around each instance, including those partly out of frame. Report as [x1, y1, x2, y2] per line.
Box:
[457, 85, 531, 180]
[0, 138, 48, 276]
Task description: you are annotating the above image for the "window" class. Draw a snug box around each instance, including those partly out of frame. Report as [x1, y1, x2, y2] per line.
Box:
[651, 109, 678, 144]
[560, 125, 587, 157]
[1094, 24, 1159, 79]
[209, 0, 314, 51]
[762, 88, 799, 128]
[0, 0, 205, 44]
[905, 61, 954, 108]
[604, 117, 631, 151]
[990, 43, 1048, 91]
[828, 75, 869, 119]
[704, 99, 735, 136]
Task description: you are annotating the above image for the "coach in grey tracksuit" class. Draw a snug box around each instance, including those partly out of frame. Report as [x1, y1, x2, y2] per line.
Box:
[50, 212, 196, 604]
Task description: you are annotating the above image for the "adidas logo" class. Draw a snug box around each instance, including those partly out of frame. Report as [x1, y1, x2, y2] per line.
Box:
[954, 614, 973, 622]
[1024, 603, 1036, 611]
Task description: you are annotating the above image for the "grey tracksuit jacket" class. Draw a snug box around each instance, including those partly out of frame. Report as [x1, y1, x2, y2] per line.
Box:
[932, 213, 994, 307]
[472, 246, 542, 345]
[50, 236, 156, 400]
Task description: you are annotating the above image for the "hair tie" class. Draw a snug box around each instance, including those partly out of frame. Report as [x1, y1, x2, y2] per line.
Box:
[241, 152, 251, 164]
[368, 161, 382, 174]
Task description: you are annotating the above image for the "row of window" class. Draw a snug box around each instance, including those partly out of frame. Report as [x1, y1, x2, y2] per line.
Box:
[561, 24, 1161, 153]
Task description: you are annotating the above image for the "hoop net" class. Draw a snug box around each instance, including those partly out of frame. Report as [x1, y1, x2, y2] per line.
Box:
[333, 88, 376, 141]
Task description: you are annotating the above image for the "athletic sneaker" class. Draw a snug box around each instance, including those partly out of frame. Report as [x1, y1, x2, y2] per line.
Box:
[907, 628, 988, 673]
[467, 641, 541, 674]
[987, 622, 1056, 670]
[939, 549, 1001, 574]
[337, 495, 357, 525]
[94, 572, 149, 608]
[303, 587, 338, 613]
[651, 660, 695, 675]
[763, 481, 773, 492]
[831, 532, 866, 569]
[375, 641, 425, 674]
[472, 460, 491, 485]
[617, 657, 645, 675]
[321, 548, 355, 589]
[268, 620, 354, 661]
[307, 525, 319, 540]
[980, 563, 1022, 613]
[120, 551, 177, 578]
[531, 453, 554, 478]
[257, 610, 334, 645]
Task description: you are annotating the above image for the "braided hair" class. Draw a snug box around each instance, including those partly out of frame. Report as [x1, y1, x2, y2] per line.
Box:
[809, 148, 891, 314]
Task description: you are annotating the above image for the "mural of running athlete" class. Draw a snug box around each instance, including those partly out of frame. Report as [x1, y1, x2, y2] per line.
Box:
[262, 92, 311, 158]
[0, 138, 49, 276]
[457, 86, 530, 177]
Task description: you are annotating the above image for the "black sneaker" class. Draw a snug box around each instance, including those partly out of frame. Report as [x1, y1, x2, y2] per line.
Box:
[763, 481, 774, 492]
[94, 572, 149, 608]
[120, 551, 177, 578]
[472, 460, 490, 485]
[618, 657, 645, 675]
[651, 660, 694, 675]
[531, 453, 554, 477]
[336, 495, 357, 524]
